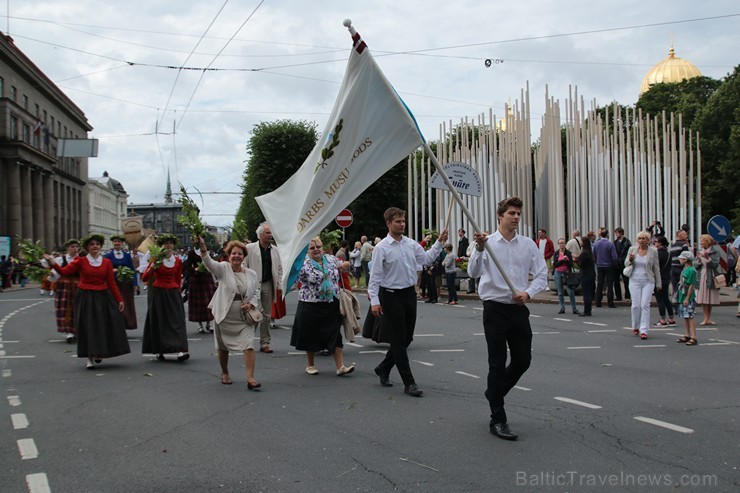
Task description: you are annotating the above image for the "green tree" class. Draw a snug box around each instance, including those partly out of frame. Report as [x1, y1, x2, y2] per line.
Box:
[693, 66, 740, 231]
[235, 120, 319, 240]
[636, 76, 722, 129]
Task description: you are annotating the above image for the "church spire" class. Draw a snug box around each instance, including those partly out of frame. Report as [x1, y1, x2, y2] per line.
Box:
[164, 168, 173, 204]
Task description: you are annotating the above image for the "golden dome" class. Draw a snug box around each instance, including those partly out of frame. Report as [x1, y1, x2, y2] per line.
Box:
[640, 45, 702, 94]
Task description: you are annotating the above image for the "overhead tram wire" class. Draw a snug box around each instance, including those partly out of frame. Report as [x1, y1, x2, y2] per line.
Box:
[158, 0, 231, 133]
[174, 0, 265, 131]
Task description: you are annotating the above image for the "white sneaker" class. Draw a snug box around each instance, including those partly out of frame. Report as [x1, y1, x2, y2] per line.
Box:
[336, 365, 355, 376]
[305, 366, 319, 375]
[49, 291, 55, 296]
[40, 290, 45, 295]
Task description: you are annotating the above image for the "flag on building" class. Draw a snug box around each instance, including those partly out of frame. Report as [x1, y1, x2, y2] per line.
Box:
[256, 20, 426, 293]
[32, 120, 42, 135]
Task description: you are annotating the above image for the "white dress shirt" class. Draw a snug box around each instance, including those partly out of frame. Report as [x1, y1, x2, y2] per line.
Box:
[467, 231, 548, 303]
[368, 235, 444, 306]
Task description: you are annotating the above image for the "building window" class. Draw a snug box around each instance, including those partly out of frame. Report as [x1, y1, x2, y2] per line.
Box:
[22, 124, 31, 143]
[43, 110, 47, 123]
[10, 116, 18, 139]
[35, 103, 40, 117]
[10, 86, 17, 101]
[22, 94, 28, 110]
[0, 77, 4, 97]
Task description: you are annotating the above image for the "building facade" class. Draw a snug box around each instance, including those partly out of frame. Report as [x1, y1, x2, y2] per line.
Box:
[88, 171, 128, 249]
[0, 32, 91, 251]
[127, 177, 191, 248]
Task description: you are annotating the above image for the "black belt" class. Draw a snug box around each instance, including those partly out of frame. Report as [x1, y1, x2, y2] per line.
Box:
[380, 286, 415, 293]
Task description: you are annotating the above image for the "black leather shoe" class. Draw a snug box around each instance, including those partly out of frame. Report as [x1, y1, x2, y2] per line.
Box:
[608, 304, 617, 308]
[374, 366, 393, 387]
[404, 384, 423, 397]
[595, 303, 602, 308]
[578, 312, 591, 317]
[558, 308, 565, 314]
[490, 421, 518, 440]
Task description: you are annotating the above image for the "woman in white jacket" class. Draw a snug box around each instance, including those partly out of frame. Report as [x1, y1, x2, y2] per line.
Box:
[198, 237, 262, 389]
[623, 230, 662, 339]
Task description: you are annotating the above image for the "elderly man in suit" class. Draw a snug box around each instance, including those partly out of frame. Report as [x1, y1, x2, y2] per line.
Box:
[245, 222, 283, 353]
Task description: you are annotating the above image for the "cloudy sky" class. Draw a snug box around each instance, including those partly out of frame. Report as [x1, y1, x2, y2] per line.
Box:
[4, 1, 737, 227]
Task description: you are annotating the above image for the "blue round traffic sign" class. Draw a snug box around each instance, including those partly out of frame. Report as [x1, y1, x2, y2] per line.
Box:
[707, 215, 731, 242]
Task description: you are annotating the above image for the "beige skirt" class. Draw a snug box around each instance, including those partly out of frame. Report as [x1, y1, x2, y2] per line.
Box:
[213, 300, 256, 351]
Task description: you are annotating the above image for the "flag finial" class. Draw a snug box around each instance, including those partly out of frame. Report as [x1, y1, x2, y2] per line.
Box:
[344, 19, 366, 53]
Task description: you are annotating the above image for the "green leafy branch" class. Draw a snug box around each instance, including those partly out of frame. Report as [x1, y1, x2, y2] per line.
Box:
[147, 245, 167, 269]
[314, 118, 343, 174]
[17, 237, 49, 283]
[116, 266, 135, 282]
[177, 184, 206, 245]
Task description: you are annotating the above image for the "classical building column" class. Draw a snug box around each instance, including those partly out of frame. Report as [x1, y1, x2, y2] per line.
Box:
[20, 166, 33, 239]
[7, 161, 23, 244]
[32, 168, 44, 242]
[43, 174, 54, 249]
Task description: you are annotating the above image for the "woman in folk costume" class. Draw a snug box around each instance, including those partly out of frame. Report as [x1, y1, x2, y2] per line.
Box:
[45, 234, 130, 369]
[142, 234, 189, 361]
[184, 249, 216, 334]
[48, 239, 81, 343]
[103, 235, 137, 330]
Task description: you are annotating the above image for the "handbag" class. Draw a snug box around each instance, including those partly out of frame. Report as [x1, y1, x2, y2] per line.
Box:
[623, 264, 633, 277]
[713, 274, 727, 288]
[271, 289, 286, 319]
[241, 307, 264, 326]
[565, 271, 581, 287]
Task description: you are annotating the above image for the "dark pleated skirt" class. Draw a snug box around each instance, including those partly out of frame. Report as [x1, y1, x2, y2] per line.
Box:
[116, 280, 137, 330]
[290, 300, 343, 353]
[142, 287, 188, 354]
[187, 273, 216, 322]
[74, 289, 131, 359]
[361, 304, 389, 343]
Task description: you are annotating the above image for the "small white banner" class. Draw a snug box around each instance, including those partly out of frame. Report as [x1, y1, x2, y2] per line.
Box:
[429, 162, 482, 197]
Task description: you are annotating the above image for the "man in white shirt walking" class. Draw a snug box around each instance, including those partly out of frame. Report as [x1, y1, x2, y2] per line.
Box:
[369, 207, 448, 397]
[467, 196, 547, 440]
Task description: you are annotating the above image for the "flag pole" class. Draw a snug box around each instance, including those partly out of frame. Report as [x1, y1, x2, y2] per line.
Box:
[421, 142, 517, 295]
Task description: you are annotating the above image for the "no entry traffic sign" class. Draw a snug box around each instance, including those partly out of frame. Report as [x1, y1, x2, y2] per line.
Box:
[335, 209, 353, 228]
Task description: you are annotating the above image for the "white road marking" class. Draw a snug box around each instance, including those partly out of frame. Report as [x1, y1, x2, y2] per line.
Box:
[416, 334, 444, 337]
[583, 322, 608, 327]
[554, 397, 602, 409]
[473, 332, 485, 336]
[700, 342, 732, 346]
[455, 371, 480, 379]
[634, 416, 694, 434]
[538, 331, 560, 335]
[2, 369, 11, 377]
[26, 473, 51, 493]
[8, 395, 21, 406]
[567, 346, 601, 350]
[587, 329, 616, 333]
[0, 350, 5, 356]
[429, 349, 464, 352]
[514, 386, 531, 391]
[553, 318, 572, 322]
[12, 413, 29, 429]
[287, 351, 304, 355]
[18, 438, 39, 459]
[634, 344, 666, 348]
[412, 360, 434, 366]
[696, 328, 718, 331]
[649, 328, 672, 332]
[359, 350, 386, 354]
[530, 314, 541, 318]
[714, 339, 740, 345]
[622, 327, 634, 330]
[472, 307, 484, 311]
[346, 342, 364, 347]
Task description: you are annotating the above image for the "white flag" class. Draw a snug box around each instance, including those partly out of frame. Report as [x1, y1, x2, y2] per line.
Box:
[256, 21, 425, 293]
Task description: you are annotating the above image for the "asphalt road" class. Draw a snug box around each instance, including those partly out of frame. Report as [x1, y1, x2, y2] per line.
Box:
[1, 287, 738, 492]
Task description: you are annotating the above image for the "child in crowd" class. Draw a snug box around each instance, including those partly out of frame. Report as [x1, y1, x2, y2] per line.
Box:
[675, 251, 698, 346]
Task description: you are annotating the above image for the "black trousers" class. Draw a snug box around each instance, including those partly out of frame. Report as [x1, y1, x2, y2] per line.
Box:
[483, 301, 532, 424]
[613, 266, 630, 300]
[595, 266, 615, 305]
[581, 276, 595, 315]
[376, 286, 418, 386]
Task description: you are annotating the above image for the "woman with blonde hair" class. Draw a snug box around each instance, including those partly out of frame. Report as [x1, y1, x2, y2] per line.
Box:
[624, 230, 661, 339]
[198, 237, 262, 389]
[695, 234, 722, 326]
[291, 237, 354, 376]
